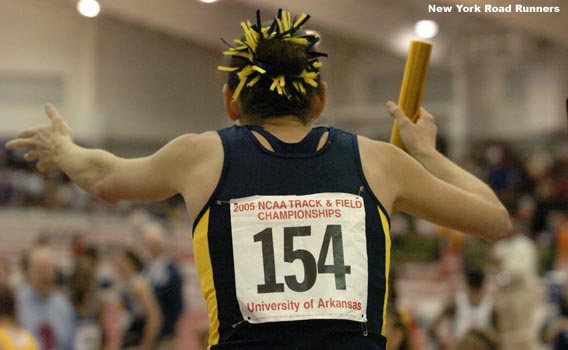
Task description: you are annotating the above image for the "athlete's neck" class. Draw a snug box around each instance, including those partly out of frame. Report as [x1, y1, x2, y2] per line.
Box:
[257, 116, 314, 143]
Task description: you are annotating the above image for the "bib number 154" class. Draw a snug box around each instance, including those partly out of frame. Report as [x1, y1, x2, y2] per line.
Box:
[254, 225, 351, 294]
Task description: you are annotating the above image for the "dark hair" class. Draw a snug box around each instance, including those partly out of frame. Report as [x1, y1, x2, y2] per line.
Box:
[465, 268, 485, 290]
[70, 260, 95, 309]
[0, 284, 16, 319]
[84, 245, 100, 263]
[121, 247, 145, 273]
[227, 38, 321, 124]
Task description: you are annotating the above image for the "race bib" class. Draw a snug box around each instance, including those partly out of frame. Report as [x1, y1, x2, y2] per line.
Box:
[230, 193, 368, 323]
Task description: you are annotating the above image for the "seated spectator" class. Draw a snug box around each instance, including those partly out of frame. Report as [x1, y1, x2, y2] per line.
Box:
[113, 247, 162, 350]
[0, 283, 39, 350]
[16, 247, 75, 350]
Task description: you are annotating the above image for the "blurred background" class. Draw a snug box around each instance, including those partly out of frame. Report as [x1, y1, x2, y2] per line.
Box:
[0, 0, 566, 349]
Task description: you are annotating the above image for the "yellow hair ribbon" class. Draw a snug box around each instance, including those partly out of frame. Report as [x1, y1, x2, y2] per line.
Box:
[298, 70, 319, 87]
[247, 75, 262, 87]
[223, 50, 253, 61]
[284, 37, 309, 45]
[217, 66, 239, 72]
[233, 79, 247, 102]
[251, 65, 267, 74]
[232, 39, 248, 51]
[292, 81, 306, 94]
[240, 21, 258, 52]
[270, 75, 286, 95]
[276, 17, 284, 33]
[294, 13, 308, 28]
[232, 65, 254, 101]
[282, 11, 292, 32]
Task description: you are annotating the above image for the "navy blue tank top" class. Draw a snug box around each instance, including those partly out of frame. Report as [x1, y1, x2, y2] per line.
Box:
[192, 125, 391, 350]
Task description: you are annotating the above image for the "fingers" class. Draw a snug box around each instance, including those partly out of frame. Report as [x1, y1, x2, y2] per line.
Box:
[18, 127, 39, 138]
[5, 138, 42, 150]
[386, 101, 411, 127]
[24, 151, 37, 161]
[45, 104, 73, 137]
[387, 103, 435, 125]
[417, 107, 435, 123]
[24, 150, 49, 162]
[45, 103, 61, 121]
[45, 103, 68, 130]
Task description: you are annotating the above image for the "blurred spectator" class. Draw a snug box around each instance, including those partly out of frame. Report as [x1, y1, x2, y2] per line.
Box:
[542, 277, 568, 350]
[70, 257, 104, 350]
[16, 247, 75, 350]
[490, 223, 539, 350]
[142, 223, 184, 350]
[540, 268, 568, 350]
[0, 283, 39, 350]
[532, 155, 568, 235]
[430, 268, 495, 349]
[70, 235, 87, 263]
[113, 247, 162, 350]
[484, 144, 533, 211]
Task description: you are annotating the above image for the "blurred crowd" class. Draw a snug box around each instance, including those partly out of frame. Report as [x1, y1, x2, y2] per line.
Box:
[0, 223, 189, 350]
[0, 143, 187, 221]
[0, 140, 567, 350]
[385, 142, 568, 350]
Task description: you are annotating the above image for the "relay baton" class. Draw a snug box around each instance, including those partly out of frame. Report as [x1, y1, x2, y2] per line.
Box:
[389, 40, 432, 151]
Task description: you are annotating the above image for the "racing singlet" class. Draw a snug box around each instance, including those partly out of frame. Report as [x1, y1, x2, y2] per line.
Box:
[192, 125, 391, 350]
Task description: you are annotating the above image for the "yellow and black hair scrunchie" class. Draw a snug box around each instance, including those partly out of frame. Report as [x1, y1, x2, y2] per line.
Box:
[218, 9, 327, 101]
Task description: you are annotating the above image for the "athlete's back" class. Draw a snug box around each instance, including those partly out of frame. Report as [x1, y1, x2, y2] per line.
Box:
[194, 125, 390, 349]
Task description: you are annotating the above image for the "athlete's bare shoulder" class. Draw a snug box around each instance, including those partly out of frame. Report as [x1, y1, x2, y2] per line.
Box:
[162, 131, 223, 166]
[169, 131, 221, 153]
[356, 135, 409, 213]
[167, 131, 224, 217]
[357, 135, 408, 164]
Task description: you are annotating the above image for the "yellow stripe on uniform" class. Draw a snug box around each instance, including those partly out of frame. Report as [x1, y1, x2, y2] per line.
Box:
[377, 206, 391, 336]
[193, 208, 220, 349]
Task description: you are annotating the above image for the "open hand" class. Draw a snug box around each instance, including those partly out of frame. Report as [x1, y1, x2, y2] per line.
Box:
[386, 101, 437, 157]
[5, 104, 73, 172]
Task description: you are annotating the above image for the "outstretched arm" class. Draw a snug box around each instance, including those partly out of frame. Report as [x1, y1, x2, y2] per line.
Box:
[5, 105, 189, 204]
[384, 102, 512, 242]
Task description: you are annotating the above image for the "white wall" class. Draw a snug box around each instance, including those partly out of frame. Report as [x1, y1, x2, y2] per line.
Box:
[1, 0, 566, 157]
[96, 17, 228, 144]
[0, 0, 101, 142]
